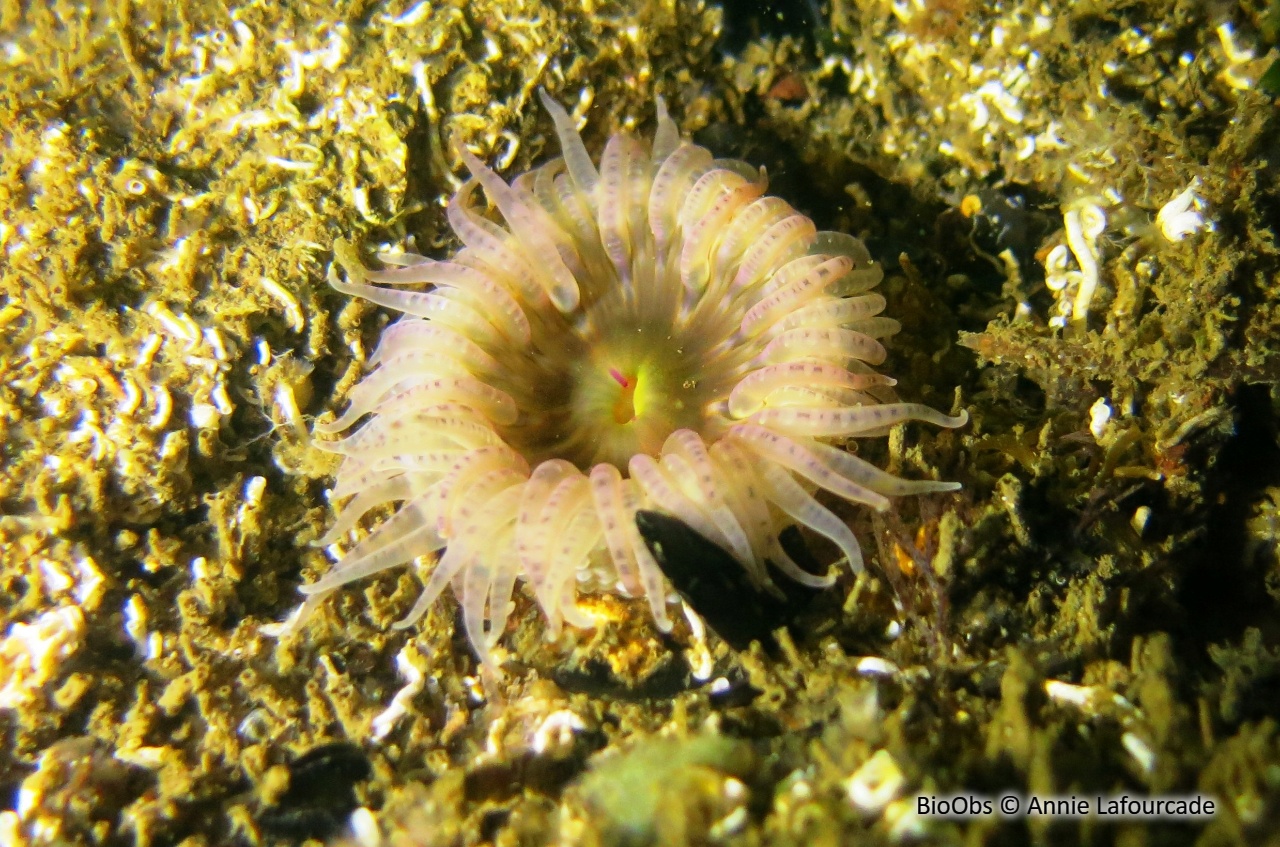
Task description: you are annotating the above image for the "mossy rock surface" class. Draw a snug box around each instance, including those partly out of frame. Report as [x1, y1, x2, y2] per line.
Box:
[1, 0, 1279, 845]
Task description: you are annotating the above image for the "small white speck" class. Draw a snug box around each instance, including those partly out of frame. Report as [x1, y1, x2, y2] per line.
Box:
[855, 656, 901, 677]
[1044, 678, 1095, 708]
[371, 648, 425, 741]
[531, 709, 587, 755]
[387, 1, 430, 26]
[1131, 505, 1152, 536]
[189, 402, 220, 429]
[258, 276, 305, 333]
[124, 594, 149, 655]
[148, 385, 172, 430]
[1122, 731, 1156, 774]
[1089, 398, 1112, 441]
[348, 807, 381, 847]
[847, 750, 905, 813]
[1156, 179, 1207, 243]
[211, 383, 234, 415]
[243, 475, 267, 509]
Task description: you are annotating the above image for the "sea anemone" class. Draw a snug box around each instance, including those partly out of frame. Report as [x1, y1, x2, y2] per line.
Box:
[271, 92, 967, 659]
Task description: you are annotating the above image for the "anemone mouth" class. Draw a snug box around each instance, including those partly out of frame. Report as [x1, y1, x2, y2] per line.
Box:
[271, 92, 968, 659]
[495, 294, 728, 472]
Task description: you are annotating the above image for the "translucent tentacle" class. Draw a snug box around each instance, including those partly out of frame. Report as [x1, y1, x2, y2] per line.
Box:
[597, 133, 647, 284]
[750, 404, 969, 438]
[767, 536, 837, 587]
[446, 182, 544, 304]
[758, 464, 865, 573]
[661, 430, 754, 564]
[369, 320, 504, 372]
[589, 463, 644, 595]
[301, 504, 446, 596]
[363, 262, 531, 344]
[621, 478, 673, 631]
[729, 424, 892, 511]
[649, 143, 714, 254]
[756, 327, 887, 367]
[316, 475, 417, 546]
[805, 440, 963, 497]
[729, 362, 895, 419]
[629, 453, 730, 557]
[741, 256, 854, 334]
[537, 88, 599, 195]
[459, 148, 582, 312]
[652, 96, 680, 161]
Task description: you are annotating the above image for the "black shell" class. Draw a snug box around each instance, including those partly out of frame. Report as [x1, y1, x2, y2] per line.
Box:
[257, 742, 372, 841]
[635, 510, 823, 651]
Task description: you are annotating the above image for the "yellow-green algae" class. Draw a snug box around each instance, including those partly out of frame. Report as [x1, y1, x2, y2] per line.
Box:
[1, 0, 1279, 845]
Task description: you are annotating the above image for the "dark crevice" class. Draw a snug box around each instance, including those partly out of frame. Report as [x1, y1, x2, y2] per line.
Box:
[1175, 384, 1280, 649]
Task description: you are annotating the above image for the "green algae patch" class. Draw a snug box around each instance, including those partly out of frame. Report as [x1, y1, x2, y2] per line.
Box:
[565, 734, 756, 847]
